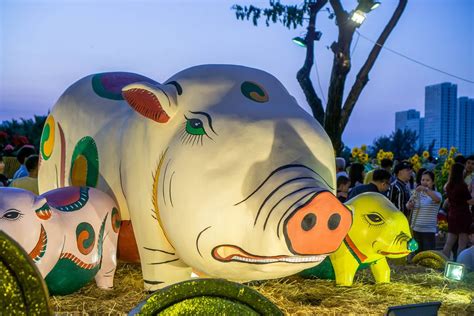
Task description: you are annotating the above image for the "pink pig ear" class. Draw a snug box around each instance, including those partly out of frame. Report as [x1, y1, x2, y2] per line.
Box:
[122, 82, 178, 123]
[33, 196, 52, 220]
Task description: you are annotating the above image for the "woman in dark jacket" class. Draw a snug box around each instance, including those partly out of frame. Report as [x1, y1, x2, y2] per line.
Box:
[442, 163, 474, 258]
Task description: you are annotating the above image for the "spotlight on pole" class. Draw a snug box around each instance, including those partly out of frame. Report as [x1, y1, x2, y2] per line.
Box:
[358, 0, 381, 13]
[292, 31, 322, 48]
[350, 10, 366, 25]
[292, 36, 307, 47]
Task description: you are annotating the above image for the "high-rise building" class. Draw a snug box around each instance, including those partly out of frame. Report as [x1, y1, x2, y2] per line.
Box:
[456, 97, 474, 155]
[424, 82, 457, 153]
[395, 109, 422, 147]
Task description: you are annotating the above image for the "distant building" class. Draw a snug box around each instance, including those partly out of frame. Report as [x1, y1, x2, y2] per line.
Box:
[424, 82, 457, 154]
[419, 118, 424, 147]
[395, 109, 422, 147]
[456, 97, 474, 155]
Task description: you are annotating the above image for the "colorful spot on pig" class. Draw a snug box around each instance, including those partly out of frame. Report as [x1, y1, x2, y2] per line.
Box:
[28, 225, 47, 263]
[44, 214, 107, 295]
[40, 115, 55, 161]
[241, 81, 269, 103]
[76, 222, 95, 255]
[91, 72, 158, 100]
[111, 207, 121, 234]
[70, 137, 99, 187]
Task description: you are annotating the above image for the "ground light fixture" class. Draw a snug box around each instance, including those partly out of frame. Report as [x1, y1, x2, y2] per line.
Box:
[385, 301, 442, 316]
[443, 261, 466, 281]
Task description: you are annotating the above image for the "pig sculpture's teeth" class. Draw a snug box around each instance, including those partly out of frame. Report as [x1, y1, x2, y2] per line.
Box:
[212, 245, 326, 264]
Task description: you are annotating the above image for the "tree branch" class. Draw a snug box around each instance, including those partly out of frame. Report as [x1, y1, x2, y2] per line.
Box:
[339, 0, 408, 133]
[324, 0, 356, 151]
[296, 0, 327, 125]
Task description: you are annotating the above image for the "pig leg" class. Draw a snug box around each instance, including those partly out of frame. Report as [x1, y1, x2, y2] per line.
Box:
[94, 229, 118, 289]
[330, 246, 359, 286]
[127, 203, 192, 291]
[370, 258, 390, 283]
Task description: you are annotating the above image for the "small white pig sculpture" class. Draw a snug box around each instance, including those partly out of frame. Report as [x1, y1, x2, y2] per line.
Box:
[0, 187, 119, 295]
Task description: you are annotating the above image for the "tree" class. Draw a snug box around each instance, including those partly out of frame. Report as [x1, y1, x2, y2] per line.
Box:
[369, 128, 418, 159]
[233, 0, 407, 153]
[0, 115, 47, 152]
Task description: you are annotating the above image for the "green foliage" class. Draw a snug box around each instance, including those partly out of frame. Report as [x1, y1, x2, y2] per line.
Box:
[0, 115, 47, 151]
[370, 129, 419, 160]
[232, 1, 310, 28]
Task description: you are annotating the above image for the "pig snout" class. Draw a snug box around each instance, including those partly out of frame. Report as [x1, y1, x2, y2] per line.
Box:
[284, 191, 352, 255]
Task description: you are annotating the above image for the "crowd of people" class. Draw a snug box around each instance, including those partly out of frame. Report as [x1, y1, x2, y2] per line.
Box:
[336, 154, 474, 271]
[0, 145, 40, 194]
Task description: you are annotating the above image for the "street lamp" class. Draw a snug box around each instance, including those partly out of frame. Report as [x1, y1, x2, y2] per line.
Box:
[350, 0, 381, 26]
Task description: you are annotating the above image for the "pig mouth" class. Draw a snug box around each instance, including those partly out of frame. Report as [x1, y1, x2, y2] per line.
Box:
[212, 244, 326, 264]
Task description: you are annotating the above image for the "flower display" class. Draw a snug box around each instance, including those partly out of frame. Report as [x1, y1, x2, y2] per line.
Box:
[376, 149, 394, 165]
[351, 145, 369, 165]
[434, 146, 457, 192]
[409, 154, 422, 172]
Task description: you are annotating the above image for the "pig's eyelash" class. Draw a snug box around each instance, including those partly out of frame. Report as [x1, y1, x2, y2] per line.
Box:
[179, 123, 204, 146]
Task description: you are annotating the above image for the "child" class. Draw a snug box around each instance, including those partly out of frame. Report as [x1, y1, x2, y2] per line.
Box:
[337, 175, 350, 203]
[407, 170, 442, 252]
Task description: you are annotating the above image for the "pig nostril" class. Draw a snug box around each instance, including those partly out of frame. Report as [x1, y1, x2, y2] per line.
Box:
[328, 213, 341, 230]
[301, 213, 317, 231]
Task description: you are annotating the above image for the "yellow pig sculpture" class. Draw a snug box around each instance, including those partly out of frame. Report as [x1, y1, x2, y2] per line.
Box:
[300, 192, 418, 286]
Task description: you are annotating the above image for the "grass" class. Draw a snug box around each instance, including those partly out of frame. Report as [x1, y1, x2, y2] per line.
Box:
[50, 262, 474, 315]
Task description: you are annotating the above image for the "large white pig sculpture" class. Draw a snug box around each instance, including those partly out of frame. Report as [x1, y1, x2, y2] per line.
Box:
[38, 65, 353, 290]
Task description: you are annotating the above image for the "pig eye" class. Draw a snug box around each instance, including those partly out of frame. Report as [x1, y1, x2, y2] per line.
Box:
[185, 118, 206, 136]
[364, 212, 385, 226]
[2, 209, 23, 221]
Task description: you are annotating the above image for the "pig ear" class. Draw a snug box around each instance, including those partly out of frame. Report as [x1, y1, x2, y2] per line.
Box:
[122, 82, 178, 123]
[33, 196, 47, 209]
[33, 196, 53, 220]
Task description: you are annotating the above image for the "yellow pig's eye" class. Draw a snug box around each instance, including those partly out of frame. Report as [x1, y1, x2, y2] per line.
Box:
[364, 213, 385, 226]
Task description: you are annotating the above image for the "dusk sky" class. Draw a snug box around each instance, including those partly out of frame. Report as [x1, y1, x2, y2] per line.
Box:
[1, 0, 473, 148]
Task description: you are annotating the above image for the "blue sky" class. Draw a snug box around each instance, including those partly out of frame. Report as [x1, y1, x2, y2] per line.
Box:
[1, 0, 473, 148]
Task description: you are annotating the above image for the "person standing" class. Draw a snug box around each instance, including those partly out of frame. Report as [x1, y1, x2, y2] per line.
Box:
[336, 175, 350, 203]
[363, 158, 394, 184]
[10, 155, 39, 195]
[12, 145, 36, 179]
[347, 169, 391, 200]
[406, 171, 442, 252]
[348, 162, 365, 189]
[336, 157, 348, 180]
[388, 161, 413, 217]
[442, 163, 474, 259]
[465, 155, 474, 198]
